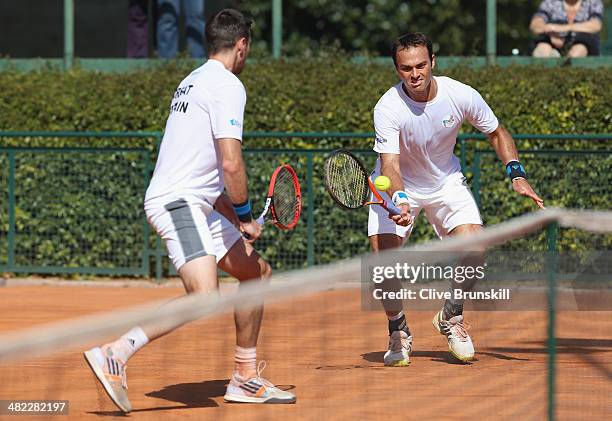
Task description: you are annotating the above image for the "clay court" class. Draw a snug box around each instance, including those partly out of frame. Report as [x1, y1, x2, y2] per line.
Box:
[0, 283, 610, 420]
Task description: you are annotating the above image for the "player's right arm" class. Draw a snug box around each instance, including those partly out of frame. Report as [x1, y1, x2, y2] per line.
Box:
[373, 107, 411, 226]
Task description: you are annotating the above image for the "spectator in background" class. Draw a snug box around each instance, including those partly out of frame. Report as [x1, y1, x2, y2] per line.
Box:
[127, 0, 149, 58]
[530, 0, 604, 57]
[157, 0, 206, 58]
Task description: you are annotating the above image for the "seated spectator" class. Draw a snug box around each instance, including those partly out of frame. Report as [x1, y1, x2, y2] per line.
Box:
[157, 0, 206, 58]
[530, 0, 604, 57]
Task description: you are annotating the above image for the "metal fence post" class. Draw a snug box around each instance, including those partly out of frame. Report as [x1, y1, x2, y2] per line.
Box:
[546, 222, 559, 421]
[306, 151, 314, 266]
[486, 0, 497, 65]
[472, 152, 482, 207]
[459, 137, 467, 172]
[142, 150, 151, 278]
[64, 0, 74, 70]
[272, 0, 282, 59]
[155, 132, 162, 156]
[153, 133, 163, 281]
[7, 150, 16, 270]
[155, 237, 163, 280]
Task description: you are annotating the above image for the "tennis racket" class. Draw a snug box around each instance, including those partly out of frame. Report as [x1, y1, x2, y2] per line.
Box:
[255, 164, 302, 229]
[324, 149, 401, 215]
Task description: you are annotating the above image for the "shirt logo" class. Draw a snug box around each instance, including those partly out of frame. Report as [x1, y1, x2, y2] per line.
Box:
[442, 114, 456, 128]
[230, 119, 242, 128]
[375, 136, 387, 144]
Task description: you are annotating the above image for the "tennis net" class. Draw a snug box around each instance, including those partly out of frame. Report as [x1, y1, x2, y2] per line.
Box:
[0, 208, 610, 420]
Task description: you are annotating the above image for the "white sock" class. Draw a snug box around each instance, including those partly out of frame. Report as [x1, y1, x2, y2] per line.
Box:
[387, 311, 404, 321]
[109, 326, 149, 362]
[234, 346, 257, 379]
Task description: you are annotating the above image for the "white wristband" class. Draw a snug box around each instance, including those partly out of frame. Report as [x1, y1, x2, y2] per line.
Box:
[392, 191, 409, 207]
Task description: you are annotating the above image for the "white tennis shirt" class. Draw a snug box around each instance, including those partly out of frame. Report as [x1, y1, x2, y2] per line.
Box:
[145, 59, 246, 208]
[373, 76, 499, 194]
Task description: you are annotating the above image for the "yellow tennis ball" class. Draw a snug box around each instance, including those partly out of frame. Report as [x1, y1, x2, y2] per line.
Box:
[374, 175, 391, 191]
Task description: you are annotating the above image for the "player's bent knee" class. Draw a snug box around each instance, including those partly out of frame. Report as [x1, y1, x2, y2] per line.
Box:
[219, 239, 273, 282]
[243, 258, 271, 282]
[369, 233, 403, 252]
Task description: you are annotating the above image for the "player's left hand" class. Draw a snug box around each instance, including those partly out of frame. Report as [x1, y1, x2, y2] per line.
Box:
[512, 178, 545, 209]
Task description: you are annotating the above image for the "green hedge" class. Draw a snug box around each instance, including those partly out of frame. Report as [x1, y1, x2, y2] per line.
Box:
[1, 59, 610, 137]
[0, 60, 610, 274]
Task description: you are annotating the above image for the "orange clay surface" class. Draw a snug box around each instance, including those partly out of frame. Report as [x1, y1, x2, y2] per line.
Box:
[0, 284, 610, 420]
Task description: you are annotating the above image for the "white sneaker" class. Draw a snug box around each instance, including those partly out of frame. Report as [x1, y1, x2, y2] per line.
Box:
[433, 310, 475, 361]
[84, 345, 131, 413]
[224, 361, 296, 404]
[383, 330, 412, 366]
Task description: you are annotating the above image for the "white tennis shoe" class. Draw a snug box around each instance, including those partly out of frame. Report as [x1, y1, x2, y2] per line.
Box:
[224, 361, 296, 404]
[433, 310, 475, 361]
[84, 345, 131, 413]
[383, 330, 412, 366]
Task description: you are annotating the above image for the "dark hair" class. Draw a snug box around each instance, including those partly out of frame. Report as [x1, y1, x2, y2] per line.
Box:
[205, 9, 253, 54]
[391, 33, 433, 67]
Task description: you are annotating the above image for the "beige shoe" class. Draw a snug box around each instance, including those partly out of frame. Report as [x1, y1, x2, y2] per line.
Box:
[84, 346, 132, 413]
[433, 310, 475, 361]
[383, 330, 412, 366]
[224, 361, 296, 404]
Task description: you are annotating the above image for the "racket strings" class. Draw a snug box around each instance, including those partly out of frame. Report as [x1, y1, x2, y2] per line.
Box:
[326, 154, 369, 209]
[272, 168, 299, 226]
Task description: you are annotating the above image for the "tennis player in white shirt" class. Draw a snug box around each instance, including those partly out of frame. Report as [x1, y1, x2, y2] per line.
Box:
[84, 9, 295, 412]
[370, 32, 545, 366]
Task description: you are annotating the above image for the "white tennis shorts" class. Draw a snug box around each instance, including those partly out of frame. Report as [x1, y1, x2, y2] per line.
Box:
[368, 172, 482, 239]
[145, 199, 242, 271]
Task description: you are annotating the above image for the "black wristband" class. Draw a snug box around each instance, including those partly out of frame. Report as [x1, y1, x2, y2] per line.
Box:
[505, 160, 527, 181]
[237, 213, 253, 223]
